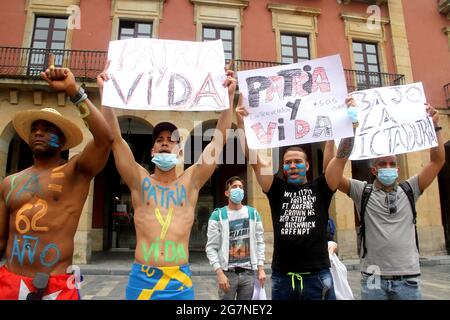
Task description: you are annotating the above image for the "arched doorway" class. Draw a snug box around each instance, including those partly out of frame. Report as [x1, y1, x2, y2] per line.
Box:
[184, 121, 247, 251]
[92, 116, 153, 251]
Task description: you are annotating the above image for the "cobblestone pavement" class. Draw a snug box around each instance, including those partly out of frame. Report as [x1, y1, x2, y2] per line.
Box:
[79, 264, 450, 300]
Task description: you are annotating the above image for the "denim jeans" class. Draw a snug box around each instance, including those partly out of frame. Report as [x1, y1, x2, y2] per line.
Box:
[219, 269, 255, 300]
[271, 269, 336, 300]
[360, 273, 422, 300]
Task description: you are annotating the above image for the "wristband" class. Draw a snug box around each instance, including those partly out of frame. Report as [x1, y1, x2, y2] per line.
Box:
[70, 87, 88, 105]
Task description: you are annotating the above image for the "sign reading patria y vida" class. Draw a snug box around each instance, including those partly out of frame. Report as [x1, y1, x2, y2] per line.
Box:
[237, 55, 353, 149]
[349, 82, 437, 160]
[102, 38, 229, 111]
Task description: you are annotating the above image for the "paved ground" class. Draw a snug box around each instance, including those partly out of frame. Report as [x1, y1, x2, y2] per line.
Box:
[79, 264, 450, 300]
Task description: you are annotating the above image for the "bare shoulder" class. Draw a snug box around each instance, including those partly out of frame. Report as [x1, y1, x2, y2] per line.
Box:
[178, 165, 199, 187]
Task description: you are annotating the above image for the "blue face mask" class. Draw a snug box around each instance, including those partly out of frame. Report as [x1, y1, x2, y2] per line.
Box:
[283, 163, 307, 185]
[377, 168, 398, 186]
[229, 188, 244, 204]
[151, 153, 178, 171]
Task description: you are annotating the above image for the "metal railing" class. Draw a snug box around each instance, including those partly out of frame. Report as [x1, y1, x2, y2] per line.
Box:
[445, 83, 450, 108]
[0, 47, 107, 82]
[344, 69, 405, 92]
[0, 47, 405, 91]
[230, 59, 405, 92]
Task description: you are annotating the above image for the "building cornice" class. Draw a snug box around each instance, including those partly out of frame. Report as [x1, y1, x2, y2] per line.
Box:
[267, 3, 321, 17]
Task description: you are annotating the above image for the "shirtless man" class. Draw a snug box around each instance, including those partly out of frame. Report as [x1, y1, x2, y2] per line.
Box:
[0, 66, 113, 300]
[98, 64, 236, 300]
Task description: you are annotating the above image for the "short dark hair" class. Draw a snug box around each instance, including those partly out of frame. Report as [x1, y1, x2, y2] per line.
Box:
[283, 146, 308, 162]
[225, 176, 244, 190]
[152, 122, 180, 146]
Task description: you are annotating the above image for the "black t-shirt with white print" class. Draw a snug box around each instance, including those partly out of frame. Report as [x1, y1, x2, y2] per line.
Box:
[265, 174, 334, 273]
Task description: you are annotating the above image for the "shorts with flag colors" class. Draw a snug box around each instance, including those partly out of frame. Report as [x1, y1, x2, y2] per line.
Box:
[126, 263, 194, 300]
[0, 265, 80, 300]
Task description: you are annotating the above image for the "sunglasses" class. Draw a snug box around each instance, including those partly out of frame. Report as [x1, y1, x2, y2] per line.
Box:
[386, 191, 397, 214]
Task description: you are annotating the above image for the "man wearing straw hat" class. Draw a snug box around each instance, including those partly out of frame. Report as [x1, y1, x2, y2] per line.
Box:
[0, 62, 113, 300]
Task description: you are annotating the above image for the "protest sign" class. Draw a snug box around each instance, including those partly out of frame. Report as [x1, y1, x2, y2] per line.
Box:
[237, 55, 353, 149]
[348, 82, 437, 160]
[102, 38, 229, 111]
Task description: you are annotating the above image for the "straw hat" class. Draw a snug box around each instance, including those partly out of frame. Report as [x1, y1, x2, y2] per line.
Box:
[12, 108, 83, 151]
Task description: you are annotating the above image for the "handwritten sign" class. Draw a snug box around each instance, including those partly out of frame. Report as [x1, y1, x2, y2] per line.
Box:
[237, 55, 353, 149]
[102, 38, 229, 111]
[348, 82, 437, 160]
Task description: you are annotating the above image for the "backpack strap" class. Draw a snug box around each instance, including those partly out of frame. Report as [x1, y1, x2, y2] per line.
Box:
[360, 184, 373, 258]
[399, 181, 420, 252]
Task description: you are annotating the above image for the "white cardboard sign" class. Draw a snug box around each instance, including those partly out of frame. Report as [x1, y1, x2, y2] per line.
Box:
[349, 82, 437, 160]
[102, 38, 229, 111]
[237, 55, 353, 149]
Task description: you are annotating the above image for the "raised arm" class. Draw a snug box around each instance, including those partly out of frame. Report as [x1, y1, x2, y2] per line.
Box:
[418, 104, 445, 192]
[191, 68, 236, 190]
[322, 140, 336, 173]
[97, 62, 142, 190]
[326, 96, 358, 192]
[235, 96, 274, 193]
[0, 180, 8, 260]
[40, 67, 113, 178]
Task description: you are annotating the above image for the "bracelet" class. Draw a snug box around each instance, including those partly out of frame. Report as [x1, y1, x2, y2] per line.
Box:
[70, 87, 88, 105]
[73, 93, 88, 105]
[434, 126, 442, 132]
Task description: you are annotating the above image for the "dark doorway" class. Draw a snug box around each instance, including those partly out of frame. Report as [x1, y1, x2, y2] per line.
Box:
[185, 122, 246, 251]
[438, 142, 450, 254]
[92, 117, 152, 251]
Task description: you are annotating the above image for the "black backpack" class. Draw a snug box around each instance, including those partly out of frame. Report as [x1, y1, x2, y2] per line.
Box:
[359, 181, 419, 258]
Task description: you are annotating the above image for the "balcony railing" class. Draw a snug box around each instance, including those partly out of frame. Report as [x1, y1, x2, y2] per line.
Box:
[231, 59, 405, 92]
[0, 47, 405, 91]
[445, 83, 450, 108]
[0, 47, 107, 82]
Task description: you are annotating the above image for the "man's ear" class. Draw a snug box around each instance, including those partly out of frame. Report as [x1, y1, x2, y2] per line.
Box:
[305, 161, 310, 172]
[370, 167, 377, 177]
[224, 190, 230, 198]
[150, 147, 155, 157]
